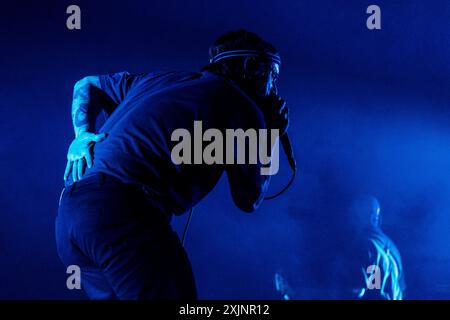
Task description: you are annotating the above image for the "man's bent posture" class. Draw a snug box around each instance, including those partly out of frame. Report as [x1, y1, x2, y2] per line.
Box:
[56, 30, 289, 299]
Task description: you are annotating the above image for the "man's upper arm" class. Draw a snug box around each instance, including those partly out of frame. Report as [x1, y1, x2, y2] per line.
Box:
[97, 71, 142, 105]
[226, 162, 271, 213]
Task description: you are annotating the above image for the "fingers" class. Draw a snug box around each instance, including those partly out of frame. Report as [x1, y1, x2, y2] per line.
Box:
[66, 132, 106, 182]
[64, 160, 73, 181]
[68, 159, 89, 182]
[85, 152, 93, 169]
[72, 159, 78, 182]
[77, 159, 85, 181]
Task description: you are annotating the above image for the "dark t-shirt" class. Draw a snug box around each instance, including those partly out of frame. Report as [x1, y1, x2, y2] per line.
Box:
[81, 70, 270, 215]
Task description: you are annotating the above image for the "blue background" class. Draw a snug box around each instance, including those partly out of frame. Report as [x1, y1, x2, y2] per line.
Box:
[1, 0, 450, 299]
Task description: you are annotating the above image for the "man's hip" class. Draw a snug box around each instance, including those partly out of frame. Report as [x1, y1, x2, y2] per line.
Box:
[55, 172, 196, 299]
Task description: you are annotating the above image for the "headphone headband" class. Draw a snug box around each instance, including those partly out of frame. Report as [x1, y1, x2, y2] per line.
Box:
[210, 49, 281, 65]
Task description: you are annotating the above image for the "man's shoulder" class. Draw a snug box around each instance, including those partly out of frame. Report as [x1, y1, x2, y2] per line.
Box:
[204, 72, 262, 113]
[136, 70, 227, 90]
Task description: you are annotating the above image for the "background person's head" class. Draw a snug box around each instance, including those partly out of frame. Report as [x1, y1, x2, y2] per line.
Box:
[349, 194, 382, 231]
[204, 29, 280, 100]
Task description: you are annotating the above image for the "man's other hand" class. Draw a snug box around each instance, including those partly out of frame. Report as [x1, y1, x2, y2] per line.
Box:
[260, 93, 289, 137]
[64, 132, 107, 182]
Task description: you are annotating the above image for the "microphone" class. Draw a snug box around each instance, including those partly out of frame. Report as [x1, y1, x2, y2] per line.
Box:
[268, 88, 296, 172]
[264, 133, 297, 200]
[280, 133, 297, 172]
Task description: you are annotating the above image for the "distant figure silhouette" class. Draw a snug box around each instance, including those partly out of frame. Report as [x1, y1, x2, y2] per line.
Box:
[348, 195, 406, 300]
[274, 271, 295, 300]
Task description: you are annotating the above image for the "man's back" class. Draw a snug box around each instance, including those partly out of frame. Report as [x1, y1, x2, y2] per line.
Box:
[57, 29, 288, 300]
[83, 70, 267, 214]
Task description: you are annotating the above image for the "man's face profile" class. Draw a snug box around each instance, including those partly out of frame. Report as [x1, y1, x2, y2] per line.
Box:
[244, 59, 280, 98]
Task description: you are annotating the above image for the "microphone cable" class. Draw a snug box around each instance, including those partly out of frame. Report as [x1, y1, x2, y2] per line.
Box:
[182, 207, 194, 247]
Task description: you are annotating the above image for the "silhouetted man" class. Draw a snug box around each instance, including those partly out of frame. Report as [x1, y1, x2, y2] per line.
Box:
[56, 30, 289, 299]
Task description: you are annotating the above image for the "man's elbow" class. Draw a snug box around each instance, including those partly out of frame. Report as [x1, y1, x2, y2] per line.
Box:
[74, 76, 100, 90]
[238, 203, 257, 213]
[235, 195, 263, 213]
[229, 178, 269, 213]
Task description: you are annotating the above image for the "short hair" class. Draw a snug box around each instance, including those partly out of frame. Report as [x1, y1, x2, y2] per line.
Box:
[208, 29, 278, 61]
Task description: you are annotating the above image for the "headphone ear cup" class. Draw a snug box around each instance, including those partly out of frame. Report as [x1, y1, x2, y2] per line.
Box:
[243, 57, 257, 80]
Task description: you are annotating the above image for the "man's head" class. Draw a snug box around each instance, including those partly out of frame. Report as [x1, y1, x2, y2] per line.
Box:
[350, 194, 382, 230]
[204, 29, 280, 100]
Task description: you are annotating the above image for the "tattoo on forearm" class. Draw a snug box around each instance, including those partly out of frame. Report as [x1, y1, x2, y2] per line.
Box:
[71, 76, 100, 136]
[73, 103, 89, 127]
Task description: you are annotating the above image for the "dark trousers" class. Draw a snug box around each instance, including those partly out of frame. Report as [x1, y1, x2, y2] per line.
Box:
[55, 173, 197, 300]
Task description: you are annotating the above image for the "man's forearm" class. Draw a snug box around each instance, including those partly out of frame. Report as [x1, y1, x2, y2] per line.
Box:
[71, 76, 101, 137]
